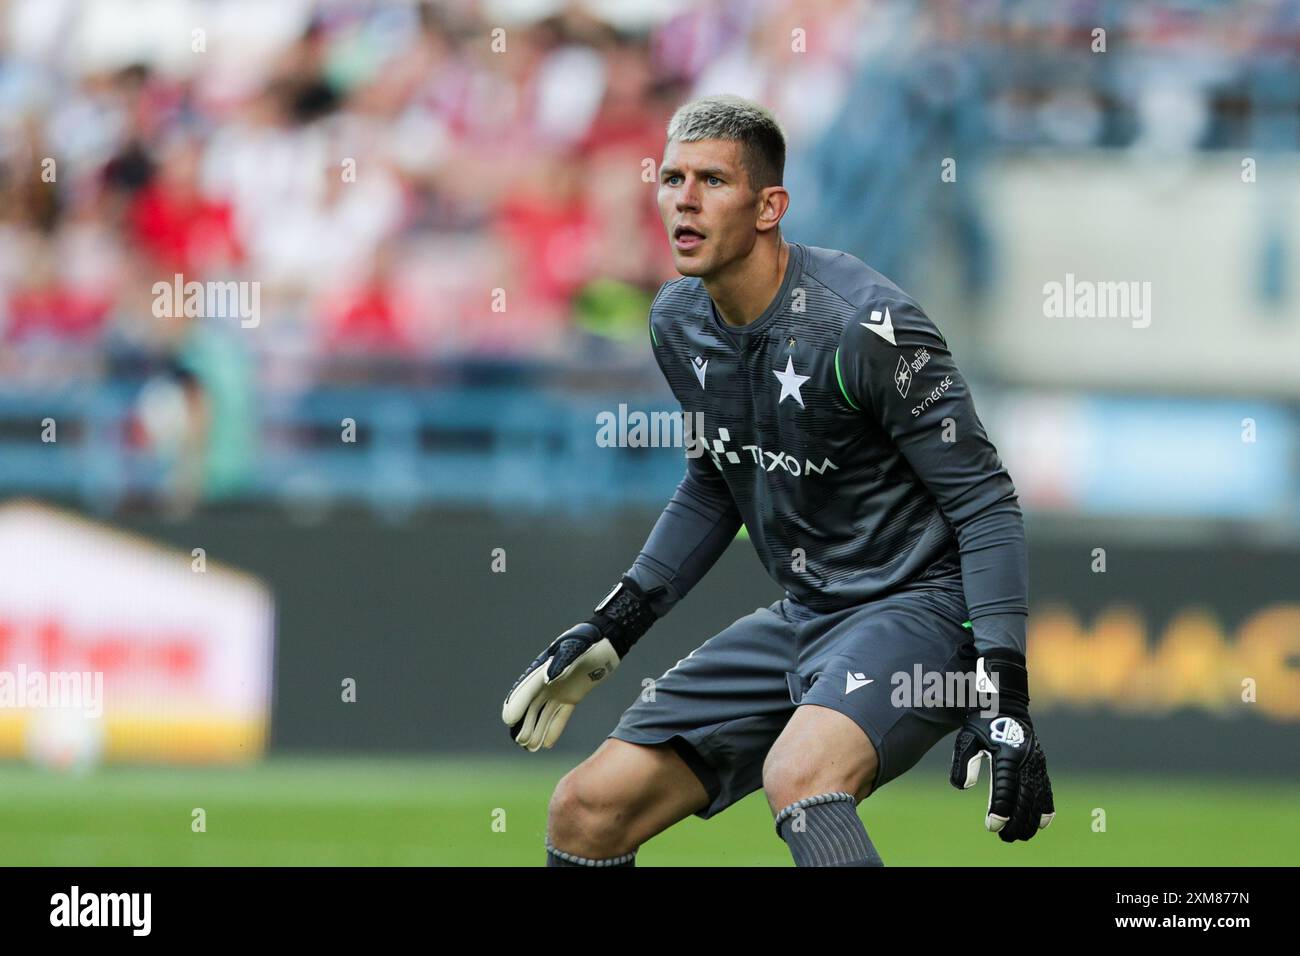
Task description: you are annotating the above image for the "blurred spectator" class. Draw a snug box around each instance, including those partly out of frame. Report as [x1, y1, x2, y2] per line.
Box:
[126, 135, 244, 277]
[5, 233, 112, 341]
[1, 0, 1298, 511]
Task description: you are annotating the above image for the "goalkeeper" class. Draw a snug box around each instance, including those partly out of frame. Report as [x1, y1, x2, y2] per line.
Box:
[503, 95, 1054, 868]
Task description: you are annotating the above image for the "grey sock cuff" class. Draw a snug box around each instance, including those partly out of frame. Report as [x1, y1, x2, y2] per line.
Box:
[545, 837, 637, 867]
[773, 790, 856, 837]
[774, 791, 883, 867]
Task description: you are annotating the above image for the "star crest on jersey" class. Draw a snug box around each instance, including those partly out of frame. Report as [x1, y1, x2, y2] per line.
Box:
[773, 356, 810, 409]
[691, 355, 708, 389]
[861, 307, 897, 346]
[894, 356, 912, 397]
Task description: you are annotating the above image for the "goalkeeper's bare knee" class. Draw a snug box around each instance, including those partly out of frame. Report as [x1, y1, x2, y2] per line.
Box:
[547, 770, 642, 860]
[546, 739, 709, 862]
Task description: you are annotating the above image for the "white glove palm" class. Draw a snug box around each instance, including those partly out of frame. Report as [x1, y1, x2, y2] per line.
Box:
[502, 623, 621, 751]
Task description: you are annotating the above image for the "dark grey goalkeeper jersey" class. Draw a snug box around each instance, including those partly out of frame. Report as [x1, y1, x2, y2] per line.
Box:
[624, 241, 1029, 656]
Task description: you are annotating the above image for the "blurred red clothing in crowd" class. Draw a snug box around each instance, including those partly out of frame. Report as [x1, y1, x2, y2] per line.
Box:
[6, 284, 112, 341]
[325, 282, 411, 353]
[126, 182, 244, 278]
[494, 147, 603, 313]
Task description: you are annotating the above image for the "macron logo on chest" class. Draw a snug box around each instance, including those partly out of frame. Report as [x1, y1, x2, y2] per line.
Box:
[691, 355, 708, 389]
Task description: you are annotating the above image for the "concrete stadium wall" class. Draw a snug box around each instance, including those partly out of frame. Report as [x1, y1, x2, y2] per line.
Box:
[915, 152, 1300, 398]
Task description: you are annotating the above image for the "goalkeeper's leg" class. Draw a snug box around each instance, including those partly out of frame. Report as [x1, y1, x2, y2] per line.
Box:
[764, 704, 884, 866]
[549, 599, 800, 865]
[546, 738, 709, 866]
[766, 585, 979, 866]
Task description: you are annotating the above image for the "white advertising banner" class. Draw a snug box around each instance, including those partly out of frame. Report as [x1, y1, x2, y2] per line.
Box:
[0, 500, 274, 764]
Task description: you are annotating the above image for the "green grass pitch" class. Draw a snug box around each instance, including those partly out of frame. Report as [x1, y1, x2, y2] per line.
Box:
[1, 757, 1295, 866]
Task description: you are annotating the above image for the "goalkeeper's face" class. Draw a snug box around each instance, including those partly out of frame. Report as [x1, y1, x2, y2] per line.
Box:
[657, 138, 770, 279]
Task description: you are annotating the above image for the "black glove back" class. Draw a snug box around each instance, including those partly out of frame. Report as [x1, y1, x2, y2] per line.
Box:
[949, 652, 1056, 842]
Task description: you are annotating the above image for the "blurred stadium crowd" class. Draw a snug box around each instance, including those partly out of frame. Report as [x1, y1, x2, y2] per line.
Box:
[0, 0, 874, 381]
[2, 0, 1299, 512]
[4, 0, 1297, 371]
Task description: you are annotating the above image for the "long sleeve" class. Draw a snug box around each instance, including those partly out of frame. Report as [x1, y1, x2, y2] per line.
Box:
[837, 297, 1029, 656]
[624, 440, 744, 617]
[622, 292, 745, 618]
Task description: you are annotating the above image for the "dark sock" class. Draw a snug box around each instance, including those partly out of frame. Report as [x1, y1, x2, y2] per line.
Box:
[774, 791, 884, 866]
[545, 837, 636, 867]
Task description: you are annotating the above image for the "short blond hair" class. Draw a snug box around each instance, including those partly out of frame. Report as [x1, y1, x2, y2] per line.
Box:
[666, 94, 786, 191]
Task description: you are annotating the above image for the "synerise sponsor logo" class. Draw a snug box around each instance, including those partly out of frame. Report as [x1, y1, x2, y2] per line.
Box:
[910, 374, 952, 418]
[50, 886, 151, 936]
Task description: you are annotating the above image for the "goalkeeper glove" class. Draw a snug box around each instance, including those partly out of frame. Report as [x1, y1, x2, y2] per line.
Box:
[949, 650, 1056, 842]
[502, 576, 660, 752]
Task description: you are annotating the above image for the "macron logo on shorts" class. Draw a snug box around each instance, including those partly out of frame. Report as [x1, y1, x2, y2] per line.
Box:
[846, 671, 874, 694]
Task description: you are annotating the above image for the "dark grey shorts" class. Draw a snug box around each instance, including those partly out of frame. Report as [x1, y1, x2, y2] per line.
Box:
[608, 584, 978, 819]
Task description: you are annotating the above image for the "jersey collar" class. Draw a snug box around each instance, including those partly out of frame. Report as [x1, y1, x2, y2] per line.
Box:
[707, 240, 806, 344]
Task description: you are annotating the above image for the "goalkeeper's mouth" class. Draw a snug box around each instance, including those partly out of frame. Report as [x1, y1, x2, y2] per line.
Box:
[673, 224, 706, 251]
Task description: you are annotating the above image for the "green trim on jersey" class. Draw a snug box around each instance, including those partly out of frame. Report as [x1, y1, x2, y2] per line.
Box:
[962, 621, 972, 628]
[650, 321, 659, 347]
[834, 347, 861, 410]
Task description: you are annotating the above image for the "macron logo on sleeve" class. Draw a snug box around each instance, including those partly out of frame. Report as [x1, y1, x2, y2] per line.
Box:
[861, 308, 896, 346]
